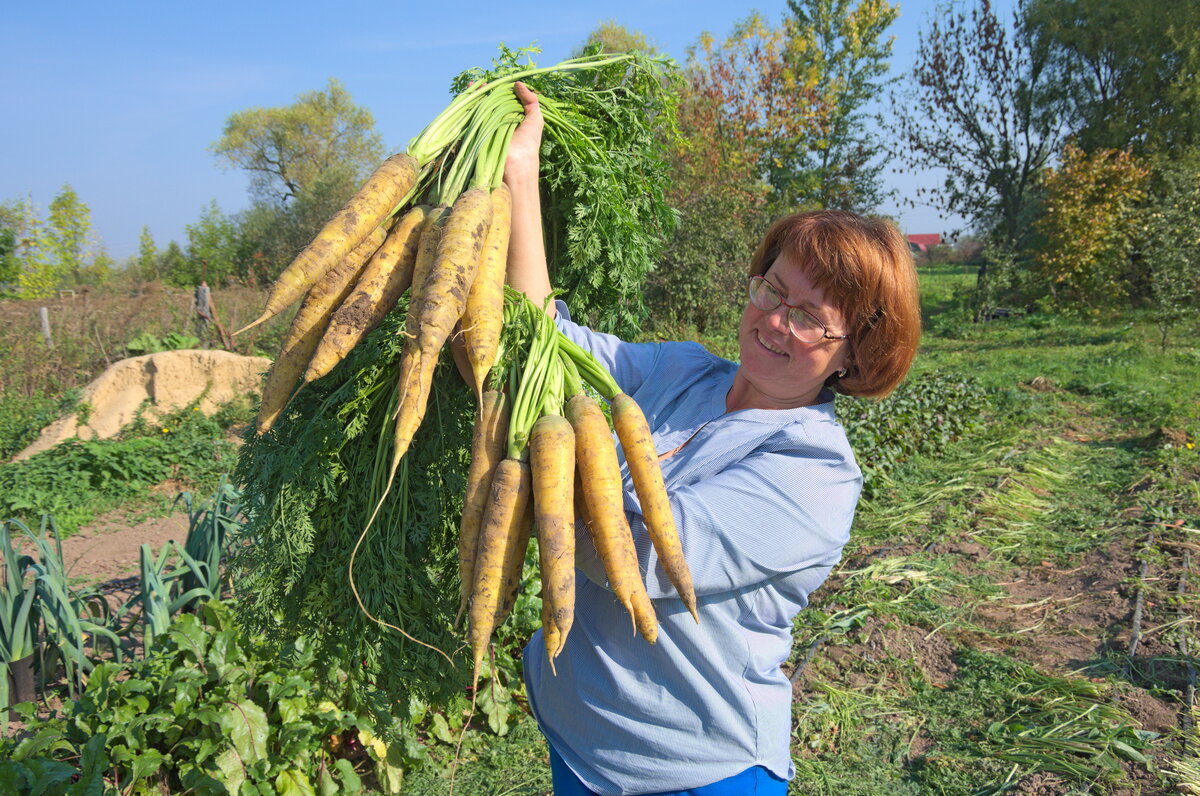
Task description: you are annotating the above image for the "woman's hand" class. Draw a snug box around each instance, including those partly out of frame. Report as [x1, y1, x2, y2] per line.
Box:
[504, 82, 555, 316]
[504, 82, 544, 188]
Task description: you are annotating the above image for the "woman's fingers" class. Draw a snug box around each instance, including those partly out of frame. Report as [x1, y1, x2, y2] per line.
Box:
[506, 82, 544, 180]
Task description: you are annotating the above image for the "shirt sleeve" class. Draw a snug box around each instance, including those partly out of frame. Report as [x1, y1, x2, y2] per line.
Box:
[575, 444, 858, 599]
[553, 299, 660, 396]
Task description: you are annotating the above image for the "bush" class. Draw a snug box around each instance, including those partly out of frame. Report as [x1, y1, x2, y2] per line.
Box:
[0, 402, 238, 533]
[0, 389, 80, 460]
[838, 370, 990, 494]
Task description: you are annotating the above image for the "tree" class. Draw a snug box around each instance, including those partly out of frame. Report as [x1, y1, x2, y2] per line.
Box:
[0, 202, 22, 287]
[892, 0, 1067, 258]
[12, 200, 58, 299]
[648, 15, 820, 332]
[159, 241, 188, 285]
[1033, 143, 1148, 310]
[46, 184, 94, 284]
[1026, 0, 1200, 155]
[572, 20, 658, 55]
[774, 0, 899, 212]
[137, 226, 160, 281]
[1141, 148, 1200, 349]
[184, 201, 238, 286]
[210, 78, 385, 204]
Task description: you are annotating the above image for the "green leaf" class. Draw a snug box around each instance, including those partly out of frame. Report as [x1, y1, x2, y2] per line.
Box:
[129, 748, 167, 784]
[21, 758, 76, 795]
[65, 734, 109, 796]
[429, 712, 456, 744]
[210, 747, 246, 794]
[331, 758, 363, 795]
[219, 700, 269, 765]
[275, 769, 317, 796]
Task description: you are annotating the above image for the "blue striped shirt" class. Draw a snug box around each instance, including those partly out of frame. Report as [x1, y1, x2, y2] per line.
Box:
[522, 303, 862, 796]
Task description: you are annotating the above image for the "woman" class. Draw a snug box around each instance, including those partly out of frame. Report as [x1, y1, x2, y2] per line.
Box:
[504, 82, 921, 796]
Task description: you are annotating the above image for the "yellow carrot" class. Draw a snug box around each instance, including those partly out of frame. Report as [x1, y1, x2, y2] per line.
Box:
[255, 227, 386, 435]
[456, 389, 510, 626]
[303, 204, 429, 385]
[391, 188, 492, 474]
[468, 458, 532, 682]
[237, 153, 417, 334]
[461, 184, 512, 402]
[611, 393, 698, 623]
[567, 393, 657, 643]
[530, 413, 576, 660]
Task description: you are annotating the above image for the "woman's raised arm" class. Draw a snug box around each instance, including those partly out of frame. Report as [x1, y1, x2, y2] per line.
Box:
[503, 82, 555, 317]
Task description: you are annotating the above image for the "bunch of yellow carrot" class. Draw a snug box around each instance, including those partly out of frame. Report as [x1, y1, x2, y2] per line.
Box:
[458, 298, 698, 682]
[236, 53, 696, 686]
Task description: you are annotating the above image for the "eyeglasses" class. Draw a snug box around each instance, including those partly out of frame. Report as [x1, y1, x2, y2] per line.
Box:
[747, 275, 849, 344]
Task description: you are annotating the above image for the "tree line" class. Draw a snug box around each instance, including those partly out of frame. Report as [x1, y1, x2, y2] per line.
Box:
[2, 0, 1197, 342]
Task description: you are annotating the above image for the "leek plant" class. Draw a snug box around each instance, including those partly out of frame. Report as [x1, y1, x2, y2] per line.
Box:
[0, 520, 37, 729]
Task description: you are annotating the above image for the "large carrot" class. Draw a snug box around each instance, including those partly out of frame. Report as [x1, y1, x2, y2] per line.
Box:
[567, 392, 657, 643]
[611, 393, 698, 623]
[303, 204, 430, 385]
[529, 413, 576, 662]
[494, 494, 533, 628]
[237, 153, 417, 334]
[456, 389, 510, 626]
[468, 457, 532, 681]
[255, 227, 386, 435]
[461, 184, 512, 403]
[391, 188, 492, 473]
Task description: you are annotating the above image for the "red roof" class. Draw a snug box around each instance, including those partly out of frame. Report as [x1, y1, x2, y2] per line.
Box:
[906, 234, 941, 247]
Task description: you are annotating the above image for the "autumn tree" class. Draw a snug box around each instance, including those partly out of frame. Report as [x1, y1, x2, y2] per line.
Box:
[573, 20, 658, 55]
[892, 0, 1066, 262]
[774, 0, 899, 212]
[649, 14, 823, 332]
[210, 78, 384, 204]
[1033, 143, 1148, 310]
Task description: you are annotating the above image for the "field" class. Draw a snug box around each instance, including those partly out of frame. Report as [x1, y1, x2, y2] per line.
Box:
[2, 264, 1198, 794]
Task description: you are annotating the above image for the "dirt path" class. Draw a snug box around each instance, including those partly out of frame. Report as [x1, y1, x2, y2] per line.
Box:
[59, 512, 191, 584]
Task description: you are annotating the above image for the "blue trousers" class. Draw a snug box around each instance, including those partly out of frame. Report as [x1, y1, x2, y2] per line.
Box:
[549, 744, 788, 796]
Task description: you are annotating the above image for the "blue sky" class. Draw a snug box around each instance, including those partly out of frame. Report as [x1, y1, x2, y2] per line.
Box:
[1, 0, 972, 262]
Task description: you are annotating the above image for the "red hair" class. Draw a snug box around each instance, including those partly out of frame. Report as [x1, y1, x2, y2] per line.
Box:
[750, 210, 921, 398]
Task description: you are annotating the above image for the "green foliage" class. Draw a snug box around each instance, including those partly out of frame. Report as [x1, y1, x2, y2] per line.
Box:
[1026, 0, 1200, 155]
[838, 370, 990, 494]
[45, 184, 94, 286]
[0, 403, 237, 534]
[182, 200, 239, 286]
[125, 330, 201, 355]
[519, 46, 681, 336]
[0, 601, 408, 795]
[1033, 143, 1149, 311]
[232, 305, 477, 715]
[0, 389, 80, 460]
[1141, 147, 1200, 349]
[210, 77, 385, 205]
[136, 225, 159, 281]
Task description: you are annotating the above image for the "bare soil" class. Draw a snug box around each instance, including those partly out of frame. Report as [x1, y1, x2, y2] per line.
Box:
[62, 511, 190, 584]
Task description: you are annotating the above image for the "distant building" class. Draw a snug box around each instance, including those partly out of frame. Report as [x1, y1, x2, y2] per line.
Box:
[906, 233, 942, 254]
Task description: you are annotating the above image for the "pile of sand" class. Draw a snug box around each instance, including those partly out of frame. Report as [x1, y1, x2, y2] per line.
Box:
[14, 349, 270, 461]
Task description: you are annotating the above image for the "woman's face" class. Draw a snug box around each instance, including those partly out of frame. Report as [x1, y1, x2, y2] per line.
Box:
[730, 253, 852, 411]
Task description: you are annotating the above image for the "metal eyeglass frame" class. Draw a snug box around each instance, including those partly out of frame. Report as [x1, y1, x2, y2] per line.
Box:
[746, 275, 849, 344]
